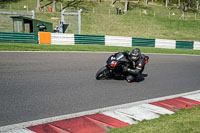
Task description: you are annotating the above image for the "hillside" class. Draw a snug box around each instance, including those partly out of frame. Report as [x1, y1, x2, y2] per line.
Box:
[0, 0, 200, 41]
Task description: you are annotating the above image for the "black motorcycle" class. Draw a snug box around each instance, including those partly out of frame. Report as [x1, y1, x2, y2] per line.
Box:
[96, 52, 149, 81]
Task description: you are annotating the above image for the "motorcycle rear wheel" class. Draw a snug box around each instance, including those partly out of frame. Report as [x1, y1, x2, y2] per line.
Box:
[96, 66, 110, 80]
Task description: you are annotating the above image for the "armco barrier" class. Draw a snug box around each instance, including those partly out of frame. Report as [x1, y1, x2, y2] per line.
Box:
[132, 38, 155, 47]
[0, 32, 37, 43]
[155, 39, 176, 49]
[176, 41, 193, 49]
[35, 33, 200, 50]
[194, 41, 200, 50]
[51, 33, 74, 45]
[105, 35, 132, 47]
[75, 34, 105, 44]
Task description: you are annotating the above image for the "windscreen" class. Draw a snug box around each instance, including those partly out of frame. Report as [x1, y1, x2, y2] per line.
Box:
[115, 53, 124, 61]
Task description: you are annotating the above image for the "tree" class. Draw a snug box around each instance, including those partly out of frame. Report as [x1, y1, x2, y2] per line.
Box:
[165, 0, 168, 8]
[145, 0, 148, 6]
[111, 0, 117, 6]
[178, 0, 181, 7]
[197, 0, 200, 9]
[180, 0, 197, 11]
[36, 0, 40, 11]
[124, 0, 129, 13]
[52, 0, 57, 12]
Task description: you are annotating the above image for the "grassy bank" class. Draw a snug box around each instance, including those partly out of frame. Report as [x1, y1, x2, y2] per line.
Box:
[0, 1, 200, 41]
[109, 106, 200, 133]
[0, 43, 200, 55]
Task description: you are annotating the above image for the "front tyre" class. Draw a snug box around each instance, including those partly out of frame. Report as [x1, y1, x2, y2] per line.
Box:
[96, 66, 110, 80]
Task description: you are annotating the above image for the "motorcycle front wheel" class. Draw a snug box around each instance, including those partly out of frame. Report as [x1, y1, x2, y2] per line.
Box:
[96, 66, 110, 80]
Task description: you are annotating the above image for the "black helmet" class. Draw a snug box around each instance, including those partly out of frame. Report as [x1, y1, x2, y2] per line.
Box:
[131, 48, 141, 61]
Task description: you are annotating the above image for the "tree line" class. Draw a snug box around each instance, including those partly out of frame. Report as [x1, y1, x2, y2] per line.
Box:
[37, 0, 58, 12]
[36, 0, 199, 13]
[111, 0, 200, 11]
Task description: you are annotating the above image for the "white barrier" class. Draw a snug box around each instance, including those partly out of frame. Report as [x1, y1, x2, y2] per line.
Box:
[155, 39, 176, 49]
[193, 41, 200, 50]
[51, 33, 75, 45]
[105, 35, 132, 47]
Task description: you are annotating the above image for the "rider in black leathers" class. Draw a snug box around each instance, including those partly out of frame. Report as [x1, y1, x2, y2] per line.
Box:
[122, 48, 149, 83]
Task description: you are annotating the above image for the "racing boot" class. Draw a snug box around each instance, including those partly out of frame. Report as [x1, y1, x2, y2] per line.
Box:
[126, 75, 134, 83]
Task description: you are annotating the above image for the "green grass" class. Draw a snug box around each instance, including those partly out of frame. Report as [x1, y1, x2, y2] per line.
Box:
[0, 1, 200, 41]
[0, 43, 200, 55]
[82, 5, 200, 41]
[109, 106, 200, 133]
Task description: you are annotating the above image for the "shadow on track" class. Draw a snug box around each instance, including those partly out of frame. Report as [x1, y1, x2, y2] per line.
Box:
[106, 74, 148, 83]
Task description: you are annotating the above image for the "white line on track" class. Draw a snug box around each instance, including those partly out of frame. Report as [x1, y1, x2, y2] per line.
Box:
[1, 90, 200, 132]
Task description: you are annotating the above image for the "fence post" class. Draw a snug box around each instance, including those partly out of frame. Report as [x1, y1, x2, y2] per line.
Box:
[195, 13, 197, 20]
[61, 9, 65, 23]
[78, 9, 82, 34]
[32, 10, 35, 19]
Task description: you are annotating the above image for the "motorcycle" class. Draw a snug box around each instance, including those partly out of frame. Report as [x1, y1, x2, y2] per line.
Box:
[96, 52, 149, 81]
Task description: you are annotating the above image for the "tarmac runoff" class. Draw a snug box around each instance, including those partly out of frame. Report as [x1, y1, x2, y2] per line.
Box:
[1, 90, 200, 133]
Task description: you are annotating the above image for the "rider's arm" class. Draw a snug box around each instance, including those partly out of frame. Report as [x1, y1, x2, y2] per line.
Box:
[126, 60, 145, 75]
[127, 67, 141, 75]
[122, 51, 131, 56]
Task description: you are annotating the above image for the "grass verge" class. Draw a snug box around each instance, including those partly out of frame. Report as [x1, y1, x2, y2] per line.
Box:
[0, 43, 200, 55]
[108, 106, 200, 133]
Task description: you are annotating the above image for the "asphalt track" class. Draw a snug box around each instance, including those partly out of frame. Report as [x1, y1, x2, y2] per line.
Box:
[0, 51, 200, 127]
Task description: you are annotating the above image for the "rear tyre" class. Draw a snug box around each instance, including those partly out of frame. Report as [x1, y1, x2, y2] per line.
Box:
[96, 66, 110, 80]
